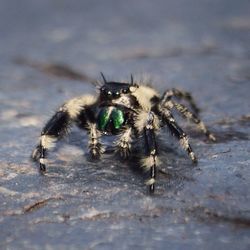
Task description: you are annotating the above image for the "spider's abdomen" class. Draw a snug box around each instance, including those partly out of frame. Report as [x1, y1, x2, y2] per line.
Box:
[97, 106, 125, 134]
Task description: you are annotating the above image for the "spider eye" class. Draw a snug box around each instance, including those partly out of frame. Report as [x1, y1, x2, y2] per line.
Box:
[122, 89, 128, 94]
[107, 91, 112, 95]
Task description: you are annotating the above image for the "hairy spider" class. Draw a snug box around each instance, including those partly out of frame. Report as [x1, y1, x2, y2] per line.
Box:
[32, 73, 216, 193]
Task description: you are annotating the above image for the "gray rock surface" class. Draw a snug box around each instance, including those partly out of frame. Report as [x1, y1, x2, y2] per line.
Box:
[0, 0, 249, 249]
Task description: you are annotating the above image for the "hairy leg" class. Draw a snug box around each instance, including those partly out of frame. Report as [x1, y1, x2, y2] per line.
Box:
[171, 101, 216, 141]
[32, 110, 71, 172]
[161, 88, 200, 114]
[160, 107, 197, 163]
[32, 95, 98, 171]
[135, 111, 160, 193]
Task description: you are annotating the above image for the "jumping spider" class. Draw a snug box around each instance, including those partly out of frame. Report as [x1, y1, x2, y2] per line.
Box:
[32, 73, 216, 193]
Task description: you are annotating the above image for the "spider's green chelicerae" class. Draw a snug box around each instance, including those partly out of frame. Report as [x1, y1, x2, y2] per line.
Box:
[32, 74, 215, 193]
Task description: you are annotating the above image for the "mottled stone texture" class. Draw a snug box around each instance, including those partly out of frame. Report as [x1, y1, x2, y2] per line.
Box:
[0, 0, 250, 249]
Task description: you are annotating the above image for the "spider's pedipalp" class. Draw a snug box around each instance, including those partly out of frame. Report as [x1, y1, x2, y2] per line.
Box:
[88, 122, 104, 159]
[115, 127, 133, 159]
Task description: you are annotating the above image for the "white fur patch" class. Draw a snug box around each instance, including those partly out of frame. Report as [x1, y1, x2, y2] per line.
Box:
[208, 133, 216, 141]
[39, 158, 47, 165]
[31, 147, 39, 160]
[180, 137, 197, 161]
[112, 95, 132, 107]
[198, 121, 206, 131]
[141, 156, 160, 171]
[63, 95, 96, 119]
[40, 135, 56, 149]
[189, 152, 197, 162]
[164, 101, 174, 109]
[145, 178, 156, 186]
[179, 136, 190, 150]
[132, 85, 159, 111]
[134, 111, 148, 132]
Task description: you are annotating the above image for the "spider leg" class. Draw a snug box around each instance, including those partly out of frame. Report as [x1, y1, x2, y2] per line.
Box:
[32, 110, 72, 172]
[136, 111, 160, 193]
[115, 127, 133, 159]
[161, 88, 200, 115]
[160, 107, 197, 163]
[170, 101, 216, 141]
[32, 95, 98, 171]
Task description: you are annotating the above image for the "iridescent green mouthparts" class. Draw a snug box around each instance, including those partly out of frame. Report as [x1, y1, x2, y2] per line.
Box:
[97, 107, 124, 131]
[111, 109, 124, 129]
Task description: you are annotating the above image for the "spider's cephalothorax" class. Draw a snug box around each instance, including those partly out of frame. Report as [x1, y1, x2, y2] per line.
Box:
[32, 73, 216, 193]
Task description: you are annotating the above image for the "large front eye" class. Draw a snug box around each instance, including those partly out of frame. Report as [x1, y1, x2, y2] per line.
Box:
[111, 109, 124, 129]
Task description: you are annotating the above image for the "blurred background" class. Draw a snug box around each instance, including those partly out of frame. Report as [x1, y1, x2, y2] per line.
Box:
[1, 0, 249, 82]
[0, 0, 250, 249]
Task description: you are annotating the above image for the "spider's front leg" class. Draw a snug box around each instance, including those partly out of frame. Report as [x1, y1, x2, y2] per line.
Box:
[32, 95, 99, 171]
[32, 109, 72, 172]
[136, 111, 160, 193]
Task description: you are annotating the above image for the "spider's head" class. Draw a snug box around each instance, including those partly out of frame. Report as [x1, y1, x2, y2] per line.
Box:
[99, 73, 138, 100]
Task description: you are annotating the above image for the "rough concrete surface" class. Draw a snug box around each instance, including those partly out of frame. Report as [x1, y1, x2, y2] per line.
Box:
[0, 0, 250, 249]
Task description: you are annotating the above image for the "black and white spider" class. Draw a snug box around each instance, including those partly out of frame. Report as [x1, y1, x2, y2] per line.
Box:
[32, 73, 216, 193]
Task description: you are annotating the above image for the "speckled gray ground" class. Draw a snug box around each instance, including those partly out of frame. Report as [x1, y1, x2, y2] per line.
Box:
[0, 0, 250, 249]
